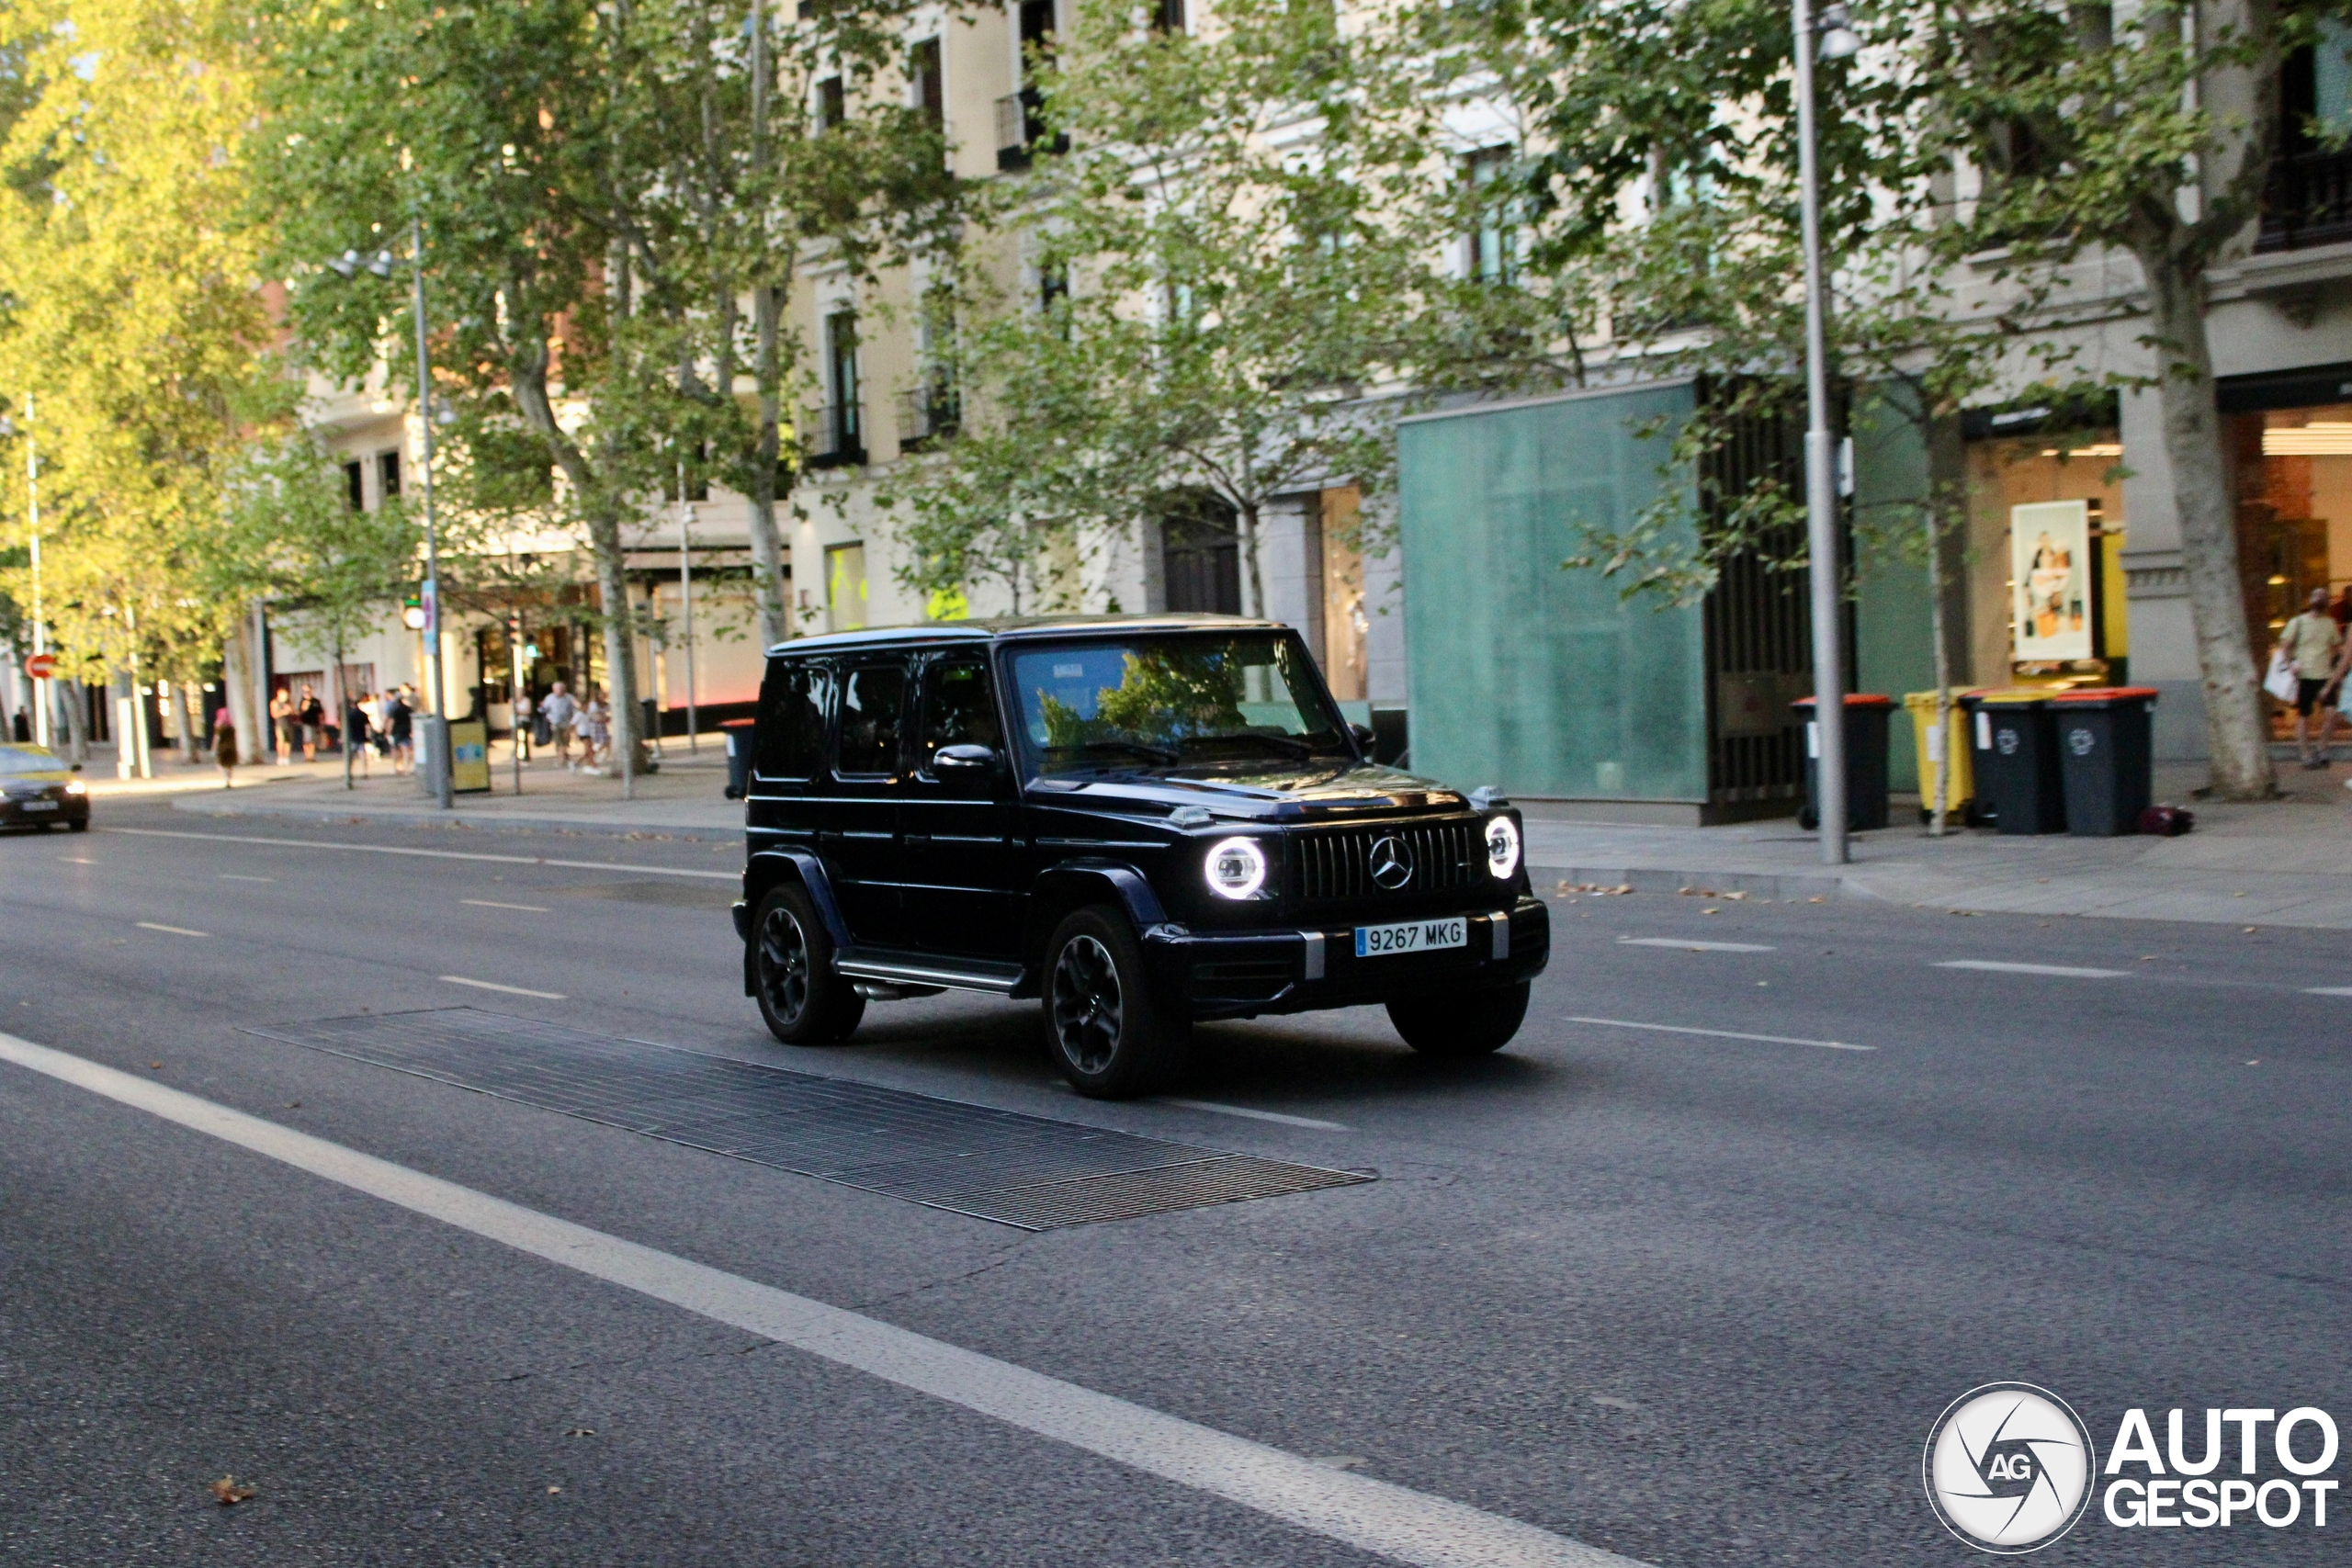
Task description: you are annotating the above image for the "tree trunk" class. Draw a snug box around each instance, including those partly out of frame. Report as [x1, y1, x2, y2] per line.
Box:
[588, 504, 645, 796]
[1237, 498, 1266, 619]
[223, 615, 260, 768]
[60, 673, 87, 763]
[747, 280, 793, 649]
[168, 680, 194, 763]
[1927, 503, 1953, 836]
[2141, 253, 2277, 799]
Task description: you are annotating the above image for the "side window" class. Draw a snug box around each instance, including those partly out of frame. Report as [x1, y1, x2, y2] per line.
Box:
[756, 661, 832, 780]
[837, 662, 908, 776]
[918, 659, 1001, 773]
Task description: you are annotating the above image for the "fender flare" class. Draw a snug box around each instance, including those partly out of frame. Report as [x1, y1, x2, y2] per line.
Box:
[1028, 859, 1170, 946]
[742, 849, 855, 995]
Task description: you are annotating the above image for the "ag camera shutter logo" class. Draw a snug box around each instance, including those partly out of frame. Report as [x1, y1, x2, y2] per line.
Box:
[2067, 728, 2096, 757]
[1924, 1382, 2096, 1553]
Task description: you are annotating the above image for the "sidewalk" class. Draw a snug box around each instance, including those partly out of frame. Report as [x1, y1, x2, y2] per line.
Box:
[98, 741, 2352, 930]
[1524, 761, 2352, 930]
[117, 736, 747, 841]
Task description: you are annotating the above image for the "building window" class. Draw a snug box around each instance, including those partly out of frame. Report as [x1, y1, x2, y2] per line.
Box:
[812, 309, 863, 467]
[379, 449, 401, 501]
[816, 74, 845, 132]
[1152, 0, 1184, 32]
[1466, 146, 1516, 283]
[1161, 495, 1241, 615]
[344, 459, 365, 512]
[997, 0, 1062, 171]
[911, 38, 944, 130]
[827, 541, 870, 632]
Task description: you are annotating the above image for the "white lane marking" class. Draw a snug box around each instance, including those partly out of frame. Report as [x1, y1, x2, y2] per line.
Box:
[106, 826, 736, 881]
[135, 921, 209, 939]
[1615, 937, 1777, 953]
[1160, 1099, 1351, 1132]
[439, 976, 565, 999]
[1563, 1016, 1873, 1052]
[219, 874, 277, 883]
[2304, 987, 2352, 997]
[463, 898, 552, 913]
[57, 855, 96, 864]
[0, 1031, 1645, 1568]
[1934, 960, 2128, 979]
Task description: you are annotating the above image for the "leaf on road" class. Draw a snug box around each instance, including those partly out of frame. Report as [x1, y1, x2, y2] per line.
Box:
[209, 1476, 256, 1506]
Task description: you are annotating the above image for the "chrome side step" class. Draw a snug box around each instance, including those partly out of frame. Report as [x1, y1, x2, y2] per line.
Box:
[834, 950, 1025, 996]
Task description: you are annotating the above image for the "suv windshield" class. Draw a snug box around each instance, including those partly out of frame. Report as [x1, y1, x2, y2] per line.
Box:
[0, 746, 64, 776]
[1009, 633, 1351, 776]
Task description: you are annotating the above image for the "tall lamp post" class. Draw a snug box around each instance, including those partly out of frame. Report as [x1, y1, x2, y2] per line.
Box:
[1792, 0, 1859, 865]
[329, 220, 452, 809]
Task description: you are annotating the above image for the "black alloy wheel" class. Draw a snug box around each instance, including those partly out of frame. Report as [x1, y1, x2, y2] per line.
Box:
[1042, 907, 1185, 1099]
[752, 885, 865, 1045]
[1387, 981, 1531, 1057]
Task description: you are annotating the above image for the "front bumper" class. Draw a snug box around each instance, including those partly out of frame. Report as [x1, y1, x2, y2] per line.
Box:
[1, 794, 85, 828]
[1144, 896, 1550, 1021]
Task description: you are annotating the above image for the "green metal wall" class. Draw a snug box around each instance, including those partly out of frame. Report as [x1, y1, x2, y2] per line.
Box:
[1398, 383, 1710, 801]
[1849, 391, 1937, 792]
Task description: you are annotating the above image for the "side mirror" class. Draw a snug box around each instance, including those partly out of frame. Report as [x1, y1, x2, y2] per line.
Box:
[933, 743, 997, 771]
[70, 762, 82, 773]
[1349, 722, 1374, 750]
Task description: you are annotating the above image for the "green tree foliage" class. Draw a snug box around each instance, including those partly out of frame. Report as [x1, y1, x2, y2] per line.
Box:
[883, 0, 1491, 616]
[0, 0, 276, 739]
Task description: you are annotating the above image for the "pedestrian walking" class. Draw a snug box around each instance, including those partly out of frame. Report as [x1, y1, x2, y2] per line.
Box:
[2276, 587, 2343, 769]
[344, 692, 373, 777]
[577, 689, 609, 773]
[268, 688, 296, 766]
[538, 681, 577, 765]
[213, 705, 238, 788]
[389, 687, 414, 774]
[298, 684, 324, 762]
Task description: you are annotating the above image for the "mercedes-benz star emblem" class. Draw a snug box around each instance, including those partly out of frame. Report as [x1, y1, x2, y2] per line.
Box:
[1368, 836, 1415, 890]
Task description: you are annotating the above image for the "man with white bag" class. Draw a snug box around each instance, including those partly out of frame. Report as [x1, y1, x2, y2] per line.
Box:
[2273, 587, 2342, 770]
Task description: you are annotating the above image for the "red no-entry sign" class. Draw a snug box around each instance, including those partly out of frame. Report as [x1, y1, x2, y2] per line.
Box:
[24, 652, 55, 680]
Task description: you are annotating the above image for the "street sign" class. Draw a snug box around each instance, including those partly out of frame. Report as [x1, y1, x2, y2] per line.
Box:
[25, 652, 54, 680]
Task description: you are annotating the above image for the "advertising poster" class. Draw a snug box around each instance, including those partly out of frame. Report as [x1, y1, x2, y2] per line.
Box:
[448, 718, 492, 794]
[2011, 500, 2093, 662]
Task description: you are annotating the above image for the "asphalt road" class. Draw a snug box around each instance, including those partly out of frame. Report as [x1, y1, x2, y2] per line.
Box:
[2, 801, 2346, 1566]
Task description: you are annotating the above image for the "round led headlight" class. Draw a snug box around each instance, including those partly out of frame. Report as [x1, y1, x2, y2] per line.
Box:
[1485, 815, 1521, 879]
[1204, 836, 1268, 900]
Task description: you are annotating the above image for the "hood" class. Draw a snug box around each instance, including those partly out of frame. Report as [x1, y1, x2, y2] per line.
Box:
[1029, 761, 1469, 821]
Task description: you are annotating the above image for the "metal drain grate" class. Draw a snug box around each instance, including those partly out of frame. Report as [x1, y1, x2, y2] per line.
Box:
[243, 1008, 1370, 1229]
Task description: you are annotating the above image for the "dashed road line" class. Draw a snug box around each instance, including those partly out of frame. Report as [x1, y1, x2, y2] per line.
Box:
[106, 826, 737, 880]
[1563, 1016, 1872, 1052]
[463, 898, 552, 913]
[438, 976, 565, 999]
[1616, 937, 1777, 953]
[134, 921, 208, 939]
[1935, 960, 2129, 979]
[1160, 1098, 1351, 1132]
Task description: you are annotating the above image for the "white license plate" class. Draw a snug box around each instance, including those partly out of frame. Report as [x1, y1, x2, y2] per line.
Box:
[1354, 917, 1467, 957]
[19, 800, 58, 812]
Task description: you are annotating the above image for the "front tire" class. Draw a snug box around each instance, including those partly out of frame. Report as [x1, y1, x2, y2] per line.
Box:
[1388, 982, 1530, 1057]
[1042, 907, 1187, 1099]
[67, 818, 87, 832]
[752, 885, 865, 1045]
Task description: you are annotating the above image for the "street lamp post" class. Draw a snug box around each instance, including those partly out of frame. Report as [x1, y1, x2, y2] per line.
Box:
[330, 220, 452, 809]
[4, 400, 48, 748]
[679, 494, 698, 756]
[1792, 0, 1857, 865]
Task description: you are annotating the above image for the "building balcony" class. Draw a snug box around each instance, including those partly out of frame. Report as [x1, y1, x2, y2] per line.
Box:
[995, 87, 1066, 172]
[895, 383, 961, 452]
[805, 405, 865, 469]
[2256, 147, 2352, 253]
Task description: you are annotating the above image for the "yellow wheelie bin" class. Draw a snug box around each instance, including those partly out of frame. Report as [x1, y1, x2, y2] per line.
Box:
[1905, 690, 1978, 824]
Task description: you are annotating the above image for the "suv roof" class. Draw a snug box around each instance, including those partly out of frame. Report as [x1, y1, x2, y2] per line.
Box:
[763, 613, 1285, 658]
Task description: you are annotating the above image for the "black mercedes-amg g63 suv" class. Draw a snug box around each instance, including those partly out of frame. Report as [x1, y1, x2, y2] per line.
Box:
[729, 615, 1548, 1097]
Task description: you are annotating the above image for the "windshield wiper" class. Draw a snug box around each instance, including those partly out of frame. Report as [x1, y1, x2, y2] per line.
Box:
[1053, 739, 1181, 764]
[1187, 731, 1318, 759]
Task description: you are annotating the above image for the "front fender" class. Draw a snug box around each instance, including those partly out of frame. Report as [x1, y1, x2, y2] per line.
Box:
[741, 849, 855, 995]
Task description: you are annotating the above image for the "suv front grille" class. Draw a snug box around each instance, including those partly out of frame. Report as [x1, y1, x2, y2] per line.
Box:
[1290, 819, 1482, 900]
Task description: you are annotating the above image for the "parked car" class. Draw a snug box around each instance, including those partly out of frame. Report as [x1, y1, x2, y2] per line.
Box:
[0, 744, 88, 832]
[729, 615, 1549, 1097]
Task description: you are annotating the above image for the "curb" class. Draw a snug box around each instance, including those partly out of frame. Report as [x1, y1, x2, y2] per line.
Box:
[1529, 861, 1855, 902]
[168, 792, 744, 844]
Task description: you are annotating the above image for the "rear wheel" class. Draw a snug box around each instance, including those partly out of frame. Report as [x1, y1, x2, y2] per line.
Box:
[1387, 982, 1530, 1057]
[1042, 907, 1187, 1099]
[752, 885, 865, 1045]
